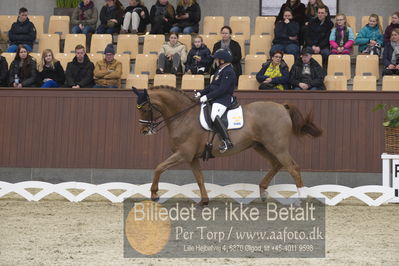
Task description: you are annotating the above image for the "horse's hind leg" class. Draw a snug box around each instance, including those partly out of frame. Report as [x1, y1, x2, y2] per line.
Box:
[190, 158, 209, 206]
[253, 144, 282, 201]
[151, 152, 185, 201]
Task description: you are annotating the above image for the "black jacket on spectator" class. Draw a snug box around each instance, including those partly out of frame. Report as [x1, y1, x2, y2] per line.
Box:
[256, 60, 290, 90]
[304, 17, 333, 49]
[8, 56, 37, 87]
[0, 56, 8, 87]
[99, 5, 124, 29]
[65, 54, 94, 88]
[382, 41, 399, 67]
[150, 1, 175, 34]
[273, 20, 300, 45]
[8, 18, 36, 48]
[175, 2, 201, 32]
[289, 58, 326, 89]
[276, 2, 306, 26]
[124, 4, 150, 33]
[212, 40, 242, 78]
[37, 61, 65, 86]
[186, 44, 212, 73]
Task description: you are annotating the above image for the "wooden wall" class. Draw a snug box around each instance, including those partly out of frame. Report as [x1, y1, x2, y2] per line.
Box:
[0, 88, 398, 172]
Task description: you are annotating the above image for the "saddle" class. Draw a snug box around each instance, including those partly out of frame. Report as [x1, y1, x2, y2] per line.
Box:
[199, 97, 244, 131]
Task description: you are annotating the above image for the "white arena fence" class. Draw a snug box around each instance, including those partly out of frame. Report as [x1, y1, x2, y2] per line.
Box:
[0, 181, 397, 206]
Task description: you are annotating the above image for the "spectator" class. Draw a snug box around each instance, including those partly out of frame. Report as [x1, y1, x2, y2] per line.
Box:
[157, 32, 187, 74]
[384, 12, 399, 45]
[71, 0, 98, 35]
[256, 50, 290, 90]
[8, 45, 37, 88]
[382, 29, 399, 76]
[150, 0, 175, 34]
[186, 35, 212, 74]
[7, 7, 36, 53]
[304, 0, 327, 24]
[270, 9, 300, 58]
[303, 6, 333, 67]
[170, 0, 201, 34]
[65, 45, 95, 88]
[93, 44, 122, 88]
[0, 50, 8, 87]
[329, 14, 355, 54]
[96, 0, 124, 34]
[120, 0, 150, 34]
[289, 47, 326, 90]
[276, 0, 306, 27]
[37, 49, 65, 88]
[212, 26, 242, 79]
[355, 14, 384, 55]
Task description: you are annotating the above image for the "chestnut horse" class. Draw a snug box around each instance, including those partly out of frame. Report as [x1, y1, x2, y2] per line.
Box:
[132, 86, 322, 205]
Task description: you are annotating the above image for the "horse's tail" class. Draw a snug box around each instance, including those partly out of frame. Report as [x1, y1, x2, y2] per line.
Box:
[284, 104, 323, 138]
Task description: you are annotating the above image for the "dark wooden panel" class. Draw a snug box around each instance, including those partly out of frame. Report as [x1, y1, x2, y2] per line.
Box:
[0, 88, 398, 172]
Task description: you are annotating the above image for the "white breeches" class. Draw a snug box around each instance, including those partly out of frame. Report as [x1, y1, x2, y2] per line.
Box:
[211, 103, 227, 121]
[122, 12, 140, 31]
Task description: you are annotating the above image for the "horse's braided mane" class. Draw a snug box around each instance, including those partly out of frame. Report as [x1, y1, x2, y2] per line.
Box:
[149, 85, 196, 103]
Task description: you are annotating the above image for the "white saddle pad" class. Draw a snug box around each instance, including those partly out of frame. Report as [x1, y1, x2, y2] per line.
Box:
[199, 104, 244, 131]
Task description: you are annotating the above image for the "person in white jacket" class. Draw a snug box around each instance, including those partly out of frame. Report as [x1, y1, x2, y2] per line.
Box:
[157, 32, 187, 74]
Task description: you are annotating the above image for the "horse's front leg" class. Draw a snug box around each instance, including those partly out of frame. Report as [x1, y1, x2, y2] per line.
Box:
[190, 158, 209, 206]
[151, 152, 185, 201]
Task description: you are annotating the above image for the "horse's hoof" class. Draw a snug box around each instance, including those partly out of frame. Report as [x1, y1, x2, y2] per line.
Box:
[151, 195, 159, 202]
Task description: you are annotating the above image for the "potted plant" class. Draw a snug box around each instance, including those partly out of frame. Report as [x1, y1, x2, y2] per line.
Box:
[54, 0, 81, 16]
[374, 104, 399, 154]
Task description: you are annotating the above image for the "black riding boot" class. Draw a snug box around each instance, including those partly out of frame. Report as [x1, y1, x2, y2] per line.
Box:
[213, 116, 233, 153]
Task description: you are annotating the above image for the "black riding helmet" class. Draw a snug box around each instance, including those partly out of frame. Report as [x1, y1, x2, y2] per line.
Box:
[212, 48, 233, 63]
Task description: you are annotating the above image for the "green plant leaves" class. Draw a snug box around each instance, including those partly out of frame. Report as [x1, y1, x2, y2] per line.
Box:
[374, 103, 399, 128]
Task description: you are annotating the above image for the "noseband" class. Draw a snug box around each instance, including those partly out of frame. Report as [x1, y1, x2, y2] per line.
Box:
[136, 94, 199, 133]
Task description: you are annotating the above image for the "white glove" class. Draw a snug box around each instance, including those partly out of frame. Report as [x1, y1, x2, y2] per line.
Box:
[194, 92, 201, 98]
[200, 95, 208, 103]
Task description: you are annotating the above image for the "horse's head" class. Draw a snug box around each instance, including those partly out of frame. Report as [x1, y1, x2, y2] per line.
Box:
[132, 87, 161, 135]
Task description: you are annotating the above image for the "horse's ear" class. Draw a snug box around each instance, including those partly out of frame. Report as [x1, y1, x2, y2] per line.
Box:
[132, 87, 140, 96]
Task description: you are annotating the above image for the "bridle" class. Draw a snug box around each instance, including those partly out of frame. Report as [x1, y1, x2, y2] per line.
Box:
[136, 94, 198, 133]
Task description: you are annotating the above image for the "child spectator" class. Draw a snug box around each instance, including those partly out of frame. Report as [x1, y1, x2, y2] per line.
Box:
[71, 0, 98, 35]
[8, 45, 37, 88]
[329, 14, 355, 54]
[355, 14, 384, 55]
[150, 0, 175, 34]
[185, 35, 212, 74]
[120, 0, 150, 34]
[157, 32, 187, 74]
[37, 49, 65, 88]
[170, 0, 201, 34]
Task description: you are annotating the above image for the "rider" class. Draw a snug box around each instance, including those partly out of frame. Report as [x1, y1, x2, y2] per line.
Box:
[195, 48, 237, 153]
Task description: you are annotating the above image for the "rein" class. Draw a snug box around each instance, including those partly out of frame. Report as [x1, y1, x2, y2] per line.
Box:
[138, 99, 199, 133]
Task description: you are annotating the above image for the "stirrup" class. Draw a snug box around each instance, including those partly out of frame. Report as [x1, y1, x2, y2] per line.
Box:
[219, 140, 233, 153]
